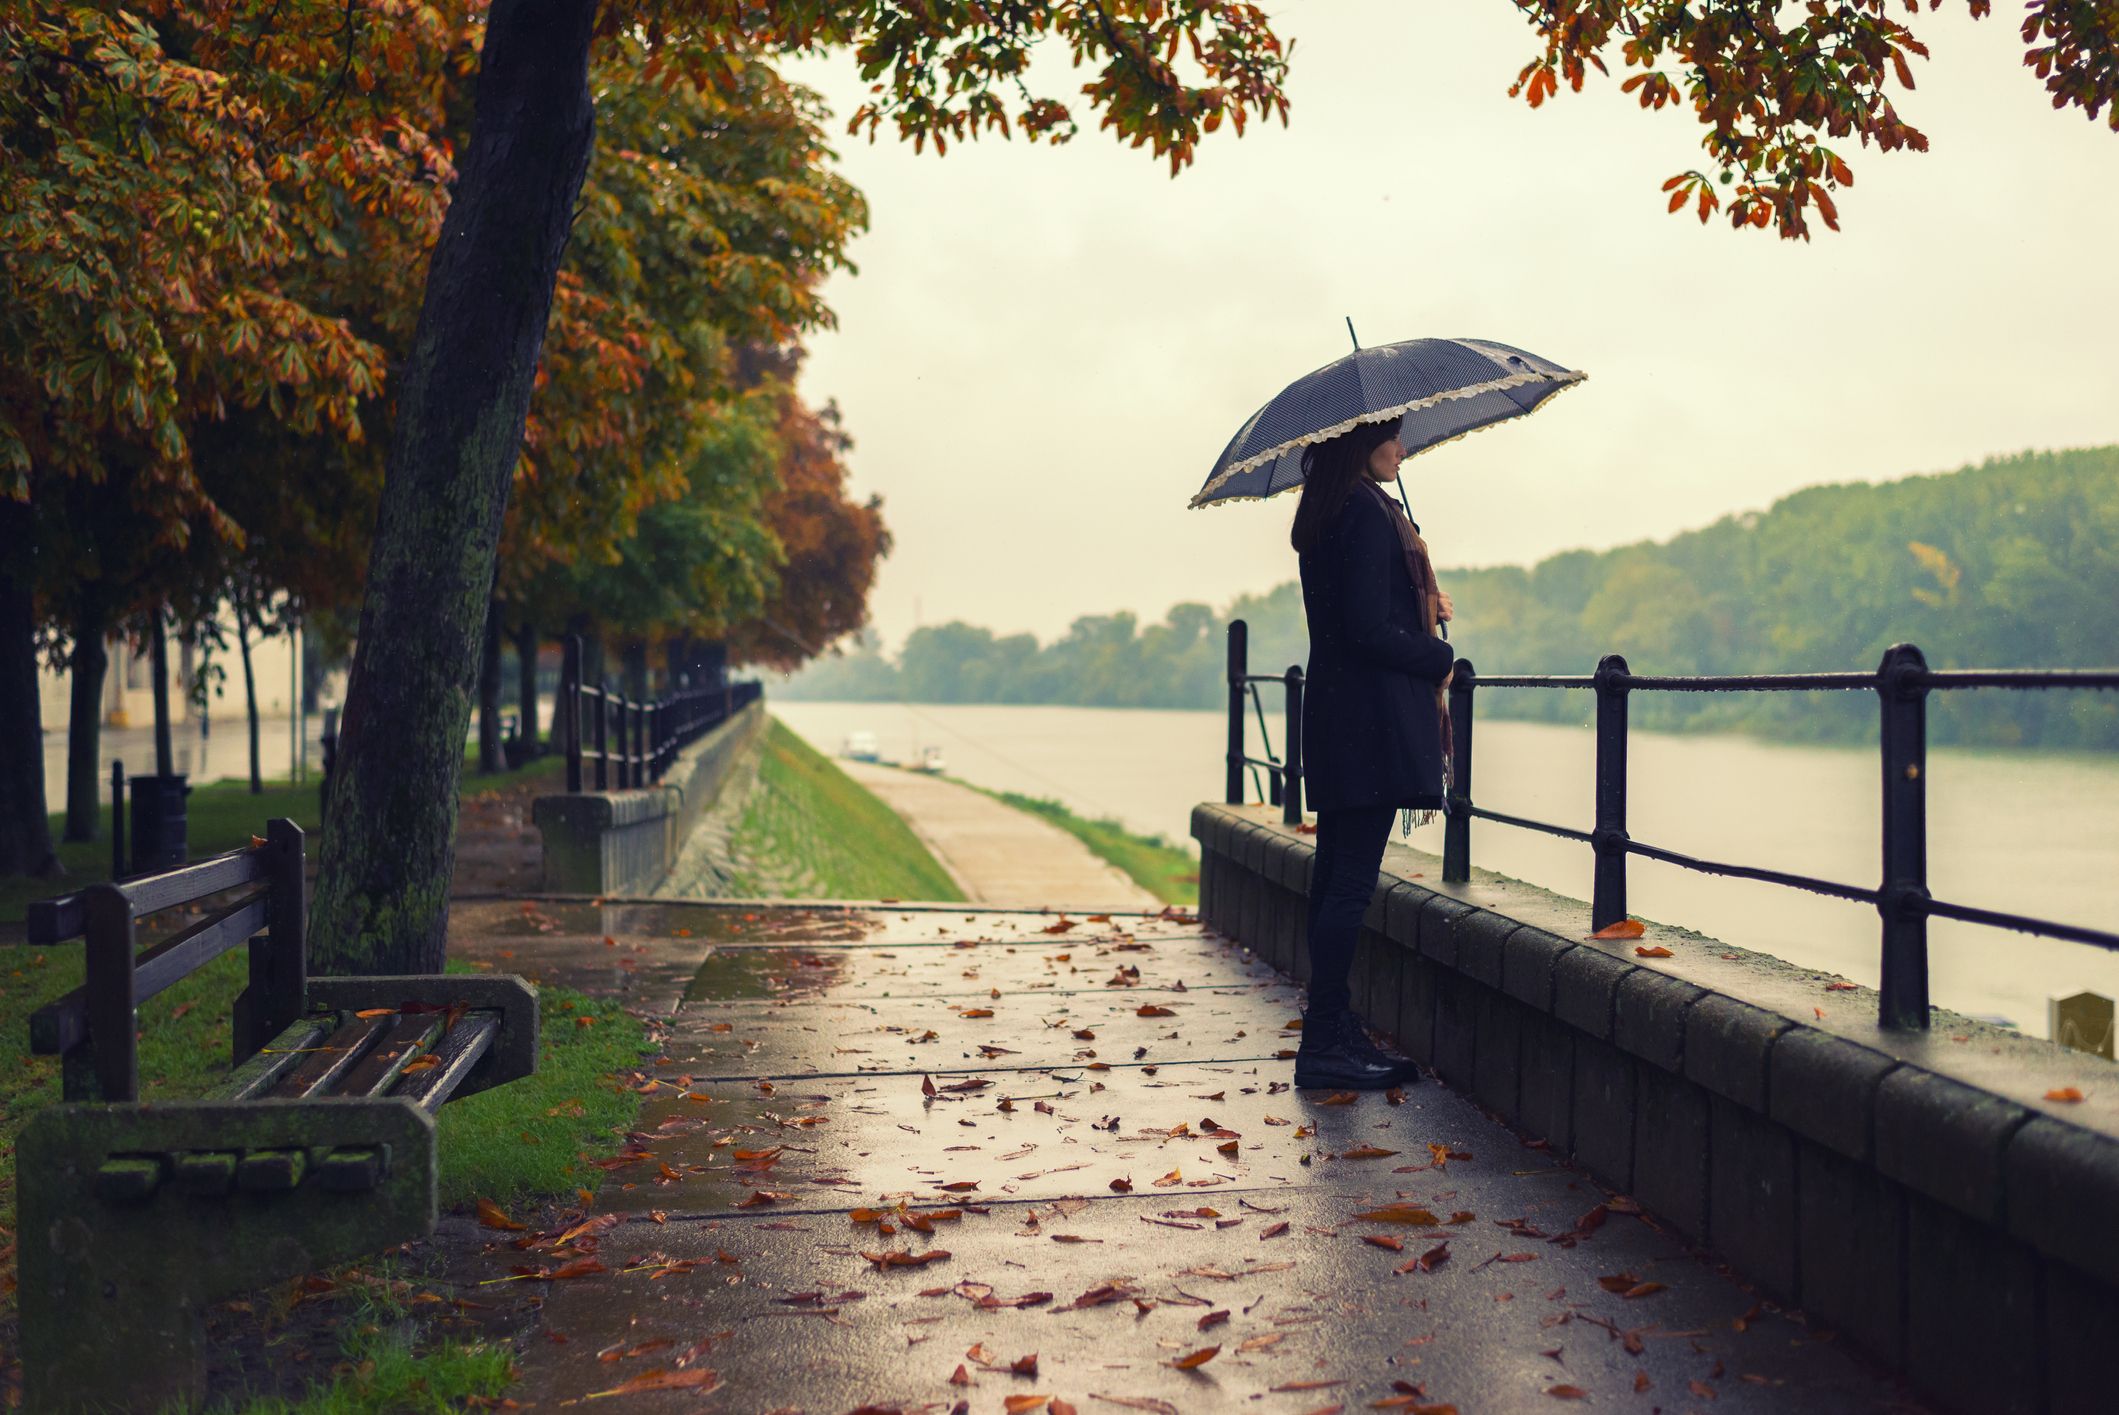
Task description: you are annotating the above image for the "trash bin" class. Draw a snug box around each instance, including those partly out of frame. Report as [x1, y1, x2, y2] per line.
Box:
[129, 773, 191, 873]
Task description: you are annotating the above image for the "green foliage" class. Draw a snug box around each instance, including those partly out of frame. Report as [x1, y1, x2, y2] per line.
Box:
[724, 719, 965, 900]
[783, 448, 2119, 750]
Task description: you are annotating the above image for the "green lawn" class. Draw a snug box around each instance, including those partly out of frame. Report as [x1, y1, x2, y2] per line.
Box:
[962, 784, 1199, 906]
[724, 718, 966, 901]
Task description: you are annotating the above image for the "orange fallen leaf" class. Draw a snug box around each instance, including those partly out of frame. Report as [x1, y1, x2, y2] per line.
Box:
[1216, 1139, 1239, 1157]
[1633, 945, 1674, 958]
[1592, 919, 1646, 939]
[2046, 1087, 2086, 1102]
[475, 1198, 527, 1232]
[1547, 1385, 1588, 1400]
[1151, 1169, 1183, 1187]
[1109, 1177, 1133, 1193]
[1355, 1204, 1440, 1226]
[1004, 1396, 1050, 1414]
[1136, 1005, 1177, 1018]
[355, 1008, 394, 1019]
[1341, 1145, 1399, 1159]
[586, 1366, 721, 1398]
[1363, 1235, 1404, 1251]
[1169, 1345, 1220, 1369]
[1318, 1091, 1358, 1106]
[950, 1364, 972, 1386]
[961, 1008, 995, 1019]
[1198, 1309, 1229, 1330]
[862, 1249, 952, 1268]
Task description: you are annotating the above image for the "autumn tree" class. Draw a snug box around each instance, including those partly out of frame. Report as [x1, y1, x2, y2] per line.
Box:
[0, 1, 457, 871]
[312, 0, 1295, 972]
[1507, 1, 2119, 238]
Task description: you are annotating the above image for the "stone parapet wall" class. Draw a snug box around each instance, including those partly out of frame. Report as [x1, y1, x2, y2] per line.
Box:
[1193, 801, 2119, 1415]
[532, 700, 766, 896]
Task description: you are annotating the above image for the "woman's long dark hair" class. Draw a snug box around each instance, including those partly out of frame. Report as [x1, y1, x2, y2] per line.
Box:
[1289, 419, 1401, 553]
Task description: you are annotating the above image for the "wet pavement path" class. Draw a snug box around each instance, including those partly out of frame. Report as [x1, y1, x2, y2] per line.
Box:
[452, 902, 1923, 1413]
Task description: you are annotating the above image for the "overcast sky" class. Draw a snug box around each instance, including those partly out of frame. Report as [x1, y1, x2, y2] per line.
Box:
[785, 2, 2119, 652]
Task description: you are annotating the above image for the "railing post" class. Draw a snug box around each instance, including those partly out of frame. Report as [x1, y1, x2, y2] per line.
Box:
[1282, 666, 1304, 825]
[562, 637, 583, 793]
[1878, 643, 1931, 1030]
[1225, 620, 1248, 805]
[1443, 659, 1475, 883]
[1591, 654, 1631, 931]
[593, 683, 609, 790]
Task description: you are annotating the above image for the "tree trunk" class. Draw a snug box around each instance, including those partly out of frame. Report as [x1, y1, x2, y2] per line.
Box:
[237, 606, 261, 794]
[63, 592, 109, 842]
[478, 597, 503, 775]
[310, 0, 600, 976]
[513, 619, 539, 752]
[150, 608, 173, 777]
[0, 496, 58, 877]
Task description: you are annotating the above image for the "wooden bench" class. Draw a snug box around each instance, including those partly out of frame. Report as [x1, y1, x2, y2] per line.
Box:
[14, 820, 538, 1413]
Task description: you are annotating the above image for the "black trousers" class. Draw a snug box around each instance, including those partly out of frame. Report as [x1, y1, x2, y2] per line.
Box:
[1302, 804, 1397, 1020]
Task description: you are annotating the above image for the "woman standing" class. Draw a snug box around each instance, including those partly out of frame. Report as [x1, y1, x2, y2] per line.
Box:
[1288, 418, 1455, 1090]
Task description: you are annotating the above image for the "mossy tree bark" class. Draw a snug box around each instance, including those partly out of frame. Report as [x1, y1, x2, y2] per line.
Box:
[0, 496, 58, 878]
[311, 0, 599, 975]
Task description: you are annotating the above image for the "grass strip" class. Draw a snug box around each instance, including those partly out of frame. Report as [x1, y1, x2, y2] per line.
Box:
[194, 1331, 517, 1415]
[722, 718, 965, 901]
[956, 782, 1199, 906]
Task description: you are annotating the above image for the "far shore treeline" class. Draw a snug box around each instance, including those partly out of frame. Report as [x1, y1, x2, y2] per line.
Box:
[785, 448, 2119, 750]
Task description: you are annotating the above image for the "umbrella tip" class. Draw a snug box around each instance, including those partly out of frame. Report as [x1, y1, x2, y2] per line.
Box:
[1345, 316, 1359, 351]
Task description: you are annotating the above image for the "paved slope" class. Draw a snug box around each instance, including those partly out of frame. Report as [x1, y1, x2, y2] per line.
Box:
[838, 760, 1160, 910]
[442, 902, 1923, 1413]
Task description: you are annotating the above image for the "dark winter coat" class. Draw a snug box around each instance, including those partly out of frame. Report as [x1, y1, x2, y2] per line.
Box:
[1298, 485, 1456, 813]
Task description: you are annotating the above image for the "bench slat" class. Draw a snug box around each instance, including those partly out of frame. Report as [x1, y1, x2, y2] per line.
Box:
[215, 1017, 334, 1101]
[391, 1013, 500, 1113]
[335, 1013, 444, 1098]
[27, 894, 269, 1058]
[267, 1014, 390, 1099]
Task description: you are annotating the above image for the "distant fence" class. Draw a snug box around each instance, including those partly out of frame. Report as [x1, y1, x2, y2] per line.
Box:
[1220, 619, 2119, 1032]
[558, 635, 761, 793]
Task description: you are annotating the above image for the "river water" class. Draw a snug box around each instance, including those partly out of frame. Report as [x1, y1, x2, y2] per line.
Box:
[773, 699, 2119, 1038]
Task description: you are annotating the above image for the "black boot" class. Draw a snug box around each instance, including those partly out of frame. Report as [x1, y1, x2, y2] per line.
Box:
[1292, 1008, 1413, 1091]
[1339, 1011, 1423, 1086]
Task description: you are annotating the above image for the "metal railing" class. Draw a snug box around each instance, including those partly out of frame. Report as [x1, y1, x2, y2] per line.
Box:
[558, 635, 762, 793]
[1221, 623, 2119, 1031]
[1224, 619, 1305, 826]
[1447, 648, 2119, 1031]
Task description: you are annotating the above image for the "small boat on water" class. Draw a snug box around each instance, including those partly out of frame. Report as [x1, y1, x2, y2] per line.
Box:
[911, 745, 948, 774]
[841, 731, 879, 763]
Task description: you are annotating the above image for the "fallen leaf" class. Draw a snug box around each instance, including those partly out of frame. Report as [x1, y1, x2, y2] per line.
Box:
[961, 1008, 995, 1019]
[1109, 1177, 1133, 1193]
[2046, 1087, 2086, 1102]
[1341, 1145, 1399, 1159]
[1198, 1309, 1229, 1330]
[1363, 1235, 1404, 1251]
[1169, 1346, 1219, 1369]
[1318, 1091, 1358, 1106]
[1547, 1385, 1588, 1400]
[1136, 1005, 1177, 1018]
[1090, 1397, 1178, 1415]
[862, 1249, 951, 1269]
[1355, 1204, 1441, 1226]
[1004, 1396, 1050, 1414]
[1592, 919, 1646, 939]
[950, 1364, 972, 1386]
[586, 1366, 721, 1398]
[1633, 944, 1674, 958]
[476, 1198, 528, 1232]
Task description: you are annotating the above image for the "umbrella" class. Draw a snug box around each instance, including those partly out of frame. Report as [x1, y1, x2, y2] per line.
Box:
[1188, 335, 1585, 509]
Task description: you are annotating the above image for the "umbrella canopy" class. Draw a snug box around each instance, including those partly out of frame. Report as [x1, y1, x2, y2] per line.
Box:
[1189, 337, 1584, 508]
